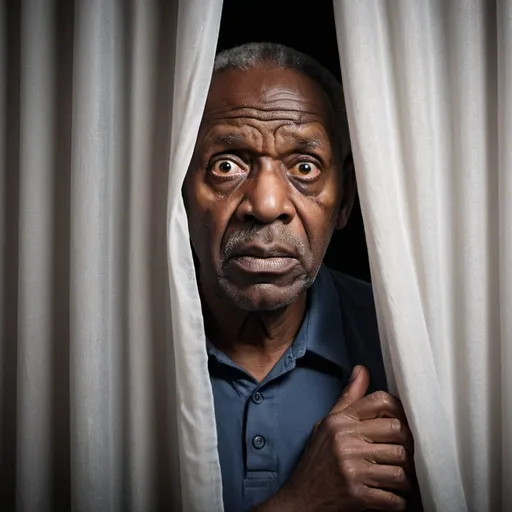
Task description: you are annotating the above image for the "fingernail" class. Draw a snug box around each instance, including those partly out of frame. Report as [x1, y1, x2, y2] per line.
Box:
[349, 365, 362, 383]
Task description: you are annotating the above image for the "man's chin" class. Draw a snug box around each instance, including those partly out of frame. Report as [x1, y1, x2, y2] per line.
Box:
[218, 280, 310, 312]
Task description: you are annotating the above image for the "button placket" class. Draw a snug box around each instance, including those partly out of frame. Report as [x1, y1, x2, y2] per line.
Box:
[245, 385, 277, 473]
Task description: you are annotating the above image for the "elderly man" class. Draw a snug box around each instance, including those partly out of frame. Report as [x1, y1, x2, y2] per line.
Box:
[184, 43, 418, 512]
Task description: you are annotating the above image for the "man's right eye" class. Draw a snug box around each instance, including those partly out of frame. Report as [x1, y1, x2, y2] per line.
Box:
[209, 159, 245, 177]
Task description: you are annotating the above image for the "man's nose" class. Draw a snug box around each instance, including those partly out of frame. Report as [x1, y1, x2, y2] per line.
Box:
[235, 160, 296, 224]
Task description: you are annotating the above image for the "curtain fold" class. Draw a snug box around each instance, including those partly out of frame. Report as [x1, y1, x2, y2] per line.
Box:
[70, 1, 126, 508]
[0, 1, 223, 511]
[167, 1, 224, 510]
[17, 1, 56, 510]
[498, 3, 512, 506]
[334, 1, 511, 511]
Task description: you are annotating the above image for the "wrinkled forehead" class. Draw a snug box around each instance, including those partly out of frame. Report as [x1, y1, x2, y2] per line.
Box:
[202, 66, 334, 130]
[197, 119, 332, 158]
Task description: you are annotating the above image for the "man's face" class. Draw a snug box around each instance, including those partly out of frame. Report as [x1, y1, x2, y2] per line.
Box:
[184, 66, 352, 311]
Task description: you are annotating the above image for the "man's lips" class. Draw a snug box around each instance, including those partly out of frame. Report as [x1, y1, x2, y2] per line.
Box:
[228, 244, 297, 259]
[226, 245, 299, 273]
[229, 255, 297, 273]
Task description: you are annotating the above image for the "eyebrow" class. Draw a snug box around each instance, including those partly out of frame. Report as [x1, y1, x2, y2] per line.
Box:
[287, 135, 324, 151]
[210, 133, 246, 146]
[206, 132, 326, 152]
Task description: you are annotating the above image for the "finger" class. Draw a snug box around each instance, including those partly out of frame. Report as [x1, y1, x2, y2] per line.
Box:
[370, 446, 411, 473]
[334, 439, 411, 471]
[342, 390, 408, 422]
[355, 418, 414, 453]
[365, 462, 412, 493]
[362, 486, 407, 511]
[330, 365, 370, 414]
[362, 443, 412, 471]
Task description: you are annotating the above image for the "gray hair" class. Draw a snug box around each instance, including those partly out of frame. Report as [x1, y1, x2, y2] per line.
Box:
[213, 42, 351, 167]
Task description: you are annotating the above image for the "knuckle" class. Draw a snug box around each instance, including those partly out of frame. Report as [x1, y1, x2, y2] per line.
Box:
[340, 460, 360, 483]
[337, 424, 357, 439]
[372, 390, 391, 404]
[321, 414, 339, 435]
[395, 445, 408, 463]
[337, 443, 358, 460]
[349, 482, 365, 501]
[372, 390, 397, 410]
[365, 459, 379, 477]
[386, 492, 396, 504]
[391, 466, 406, 483]
[389, 418, 403, 434]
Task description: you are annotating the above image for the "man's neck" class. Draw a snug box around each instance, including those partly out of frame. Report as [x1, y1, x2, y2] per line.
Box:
[201, 285, 308, 382]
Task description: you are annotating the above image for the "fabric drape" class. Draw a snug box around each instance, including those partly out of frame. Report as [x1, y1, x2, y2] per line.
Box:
[0, 1, 223, 511]
[334, 2, 511, 511]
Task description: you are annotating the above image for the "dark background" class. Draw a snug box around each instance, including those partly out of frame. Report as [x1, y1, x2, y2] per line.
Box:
[217, 0, 371, 282]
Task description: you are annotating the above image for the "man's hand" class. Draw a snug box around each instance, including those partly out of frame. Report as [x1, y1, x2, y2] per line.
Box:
[253, 365, 416, 512]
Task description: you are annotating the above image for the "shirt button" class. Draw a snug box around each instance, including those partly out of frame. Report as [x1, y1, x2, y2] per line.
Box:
[252, 435, 266, 450]
[252, 392, 264, 404]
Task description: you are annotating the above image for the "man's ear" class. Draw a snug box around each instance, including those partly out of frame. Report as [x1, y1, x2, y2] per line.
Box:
[335, 152, 356, 230]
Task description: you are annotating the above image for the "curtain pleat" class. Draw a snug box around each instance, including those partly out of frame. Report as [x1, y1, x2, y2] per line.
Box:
[497, 1, 512, 508]
[334, 1, 511, 511]
[167, 1, 224, 509]
[0, 1, 223, 510]
[0, 1, 20, 510]
[69, 0, 126, 509]
[17, 1, 56, 510]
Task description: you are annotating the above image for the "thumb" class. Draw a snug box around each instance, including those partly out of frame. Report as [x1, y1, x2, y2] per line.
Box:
[330, 365, 370, 413]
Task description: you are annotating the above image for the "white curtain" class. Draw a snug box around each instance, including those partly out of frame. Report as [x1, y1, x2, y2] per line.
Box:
[0, 1, 223, 511]
[334, 1, 511, 511]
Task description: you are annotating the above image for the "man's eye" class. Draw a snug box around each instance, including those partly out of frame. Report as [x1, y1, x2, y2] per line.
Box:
[289, 161, 321, 179]
[210, 159, 244, 176]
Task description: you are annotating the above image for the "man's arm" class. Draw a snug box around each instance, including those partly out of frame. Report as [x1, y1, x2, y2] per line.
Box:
[252, 366, 418, 512]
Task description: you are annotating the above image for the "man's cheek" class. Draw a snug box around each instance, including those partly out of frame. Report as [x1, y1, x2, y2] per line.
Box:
[199, 210, 224, 261]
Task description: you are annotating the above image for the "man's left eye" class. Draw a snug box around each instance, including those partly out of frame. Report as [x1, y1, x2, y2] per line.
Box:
[289, 161, 321, 178]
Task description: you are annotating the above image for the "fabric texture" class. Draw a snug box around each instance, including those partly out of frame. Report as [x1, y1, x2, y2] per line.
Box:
[208, 265, 386, 511]
[0, 1, 223, 511]
[334, 1, 512, 511]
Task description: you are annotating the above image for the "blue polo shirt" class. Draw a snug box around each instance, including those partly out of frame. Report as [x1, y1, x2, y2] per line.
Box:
[207, 265, 387, 511]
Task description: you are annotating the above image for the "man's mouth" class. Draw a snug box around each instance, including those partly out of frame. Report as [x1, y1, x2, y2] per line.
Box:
[230, 255, 297, 273]
[226, 244, 299, 274]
